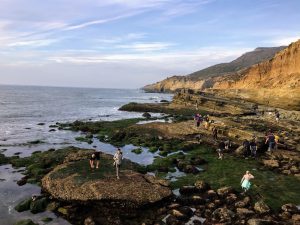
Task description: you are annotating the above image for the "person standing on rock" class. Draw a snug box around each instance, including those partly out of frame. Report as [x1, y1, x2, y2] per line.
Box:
[275, 110, 280, 123]
[265, 131, 275, 153]
[274, 133, 280, 150]
[204, 114, 210, 130]
[113, 148, 123, 179]
[217, 141, 225, 159]
[194, 113, 202, 127]
[212, 126, 218, 140]
[242, 139, 250, 158]
[249, 139, 257, 158]
[241, 171, 254, 193]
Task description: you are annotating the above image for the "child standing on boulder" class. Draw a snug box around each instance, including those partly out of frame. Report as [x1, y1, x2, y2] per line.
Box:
[241, 171, 254, 193]
[113, 148, 123, 179]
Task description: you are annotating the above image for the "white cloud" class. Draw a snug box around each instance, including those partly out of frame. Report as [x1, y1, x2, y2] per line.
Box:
[116, 42, 174, 51]
[8, 39, 58, 47]
[270, 36, 300, 46]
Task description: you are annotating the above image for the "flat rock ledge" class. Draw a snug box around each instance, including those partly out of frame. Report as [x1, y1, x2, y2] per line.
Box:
[41, 150, 172, 208]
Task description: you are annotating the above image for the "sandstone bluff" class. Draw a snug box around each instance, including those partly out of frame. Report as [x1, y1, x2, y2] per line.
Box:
[143, 40, 300, 110]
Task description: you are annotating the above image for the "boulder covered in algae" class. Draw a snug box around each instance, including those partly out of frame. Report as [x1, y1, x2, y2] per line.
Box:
[41, 150, 172, 207]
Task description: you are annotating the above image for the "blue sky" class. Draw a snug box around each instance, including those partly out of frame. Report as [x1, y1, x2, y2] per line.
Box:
[0, 0, 299, 88]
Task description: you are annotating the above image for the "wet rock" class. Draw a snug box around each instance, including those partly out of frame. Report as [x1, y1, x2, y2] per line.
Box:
[262, 160, 280, 169]
[194, 180, 210, 192]
[84, 217, 96, 225]
[212, 207, 235, 223]
[190, 156, 207, 165]
[214, 199, 222, 207]
[206, 189, 218, 200]
[177, 195, 205, 205]
[235, 196, 251, 208]
[17, 176, 29, 186]
[217, 186, 234, 197]
[206, 202, 216, 209]
[46, 201, 60, 211]
[254, 201, 271, 214]
[171, 206, 193, 221]
[204, 208, 212, 218]
[42, 151, 172, 207]
[37, 123, 45, 126]
[144, 174, 170, 187]
[279, 211, 291, 220]
[247, 218, 275, 225]
[290, 166, 299, 174]
[183, 165, 200, 174]
[57, 207, 69, 216]
[13, 219, 38, 225]
[14, 198, 32, 212]
[49, 129, 56, 132]
[168, 203, 180, 209]
[30, 197, 48, 214]
[166, 215, 183, 225]
[291, 214, 300, 223]
[41, 217, 53, 223]
[235, 146, 244, 155]
[281, 203, 299, 214]
[236, 208, 255, 218]
[179, 186, 197, 195]
[282, 169, 292, 175]
[142, 112, 151, 119]
[225, 193, 237, 204]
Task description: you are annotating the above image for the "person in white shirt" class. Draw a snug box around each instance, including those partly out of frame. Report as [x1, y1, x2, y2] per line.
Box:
[113, 148, 123, 179]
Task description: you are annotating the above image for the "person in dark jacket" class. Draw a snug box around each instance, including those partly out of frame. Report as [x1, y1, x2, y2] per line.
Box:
[243, 139, 250, 158]
[217, 141, 225, 159]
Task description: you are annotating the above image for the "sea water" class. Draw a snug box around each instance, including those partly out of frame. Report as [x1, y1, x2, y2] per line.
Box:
[0, 85, 172, 225]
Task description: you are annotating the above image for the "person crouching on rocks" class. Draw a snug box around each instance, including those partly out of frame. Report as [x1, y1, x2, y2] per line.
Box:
[241, 171, 254, 193]
[89, 151, 100, 169]
[113, 148, 123, 179]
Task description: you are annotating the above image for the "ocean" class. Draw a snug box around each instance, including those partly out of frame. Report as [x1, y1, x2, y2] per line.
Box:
[0, 85, 172, 225]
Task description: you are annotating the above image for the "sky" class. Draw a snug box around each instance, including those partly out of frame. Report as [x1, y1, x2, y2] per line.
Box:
[0, 0, 299, 88]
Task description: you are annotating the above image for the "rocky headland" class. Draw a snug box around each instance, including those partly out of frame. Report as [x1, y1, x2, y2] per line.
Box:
[143, 40, 300, 110]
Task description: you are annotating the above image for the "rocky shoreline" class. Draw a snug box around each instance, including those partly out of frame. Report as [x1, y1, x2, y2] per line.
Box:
[11, 145, 300, 225]
[4, 88, 300, 225]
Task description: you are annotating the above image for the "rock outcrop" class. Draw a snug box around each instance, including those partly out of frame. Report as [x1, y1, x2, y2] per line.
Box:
[143, 40, 300, 110]
[42, 150, 172, 207]
[211, 40, 300, 110]
[143, 46, 286, 93]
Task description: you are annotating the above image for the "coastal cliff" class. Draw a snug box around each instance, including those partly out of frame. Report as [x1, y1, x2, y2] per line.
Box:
[210, 40, 300, 109]
[143, 46, 286, 92]
[143, 40, 300, 110]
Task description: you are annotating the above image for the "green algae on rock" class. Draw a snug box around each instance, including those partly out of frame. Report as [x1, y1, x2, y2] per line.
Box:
[42, 150, 172, 206]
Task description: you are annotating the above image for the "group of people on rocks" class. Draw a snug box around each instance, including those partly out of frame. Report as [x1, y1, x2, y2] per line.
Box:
[194, 113, 210, 129]
[242, 138, 258, 158]
[89, 148, 123, 179]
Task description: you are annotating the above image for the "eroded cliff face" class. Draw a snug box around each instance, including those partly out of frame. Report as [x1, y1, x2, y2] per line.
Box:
[143, 46, 286, 93]
[143, 76, 210, 93]
[213, 40, 300, 89]
[211, 40, 300, 110]
[144, 40, 300, 110]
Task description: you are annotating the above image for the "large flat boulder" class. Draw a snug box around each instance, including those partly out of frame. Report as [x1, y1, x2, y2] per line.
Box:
[42, 150, 172, 207]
